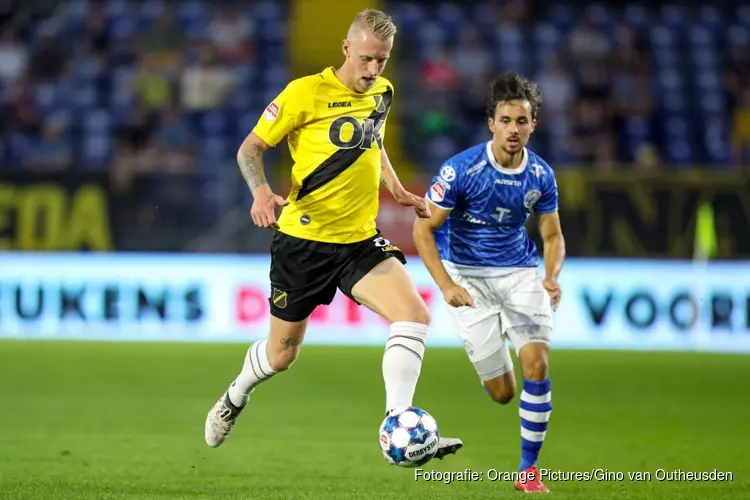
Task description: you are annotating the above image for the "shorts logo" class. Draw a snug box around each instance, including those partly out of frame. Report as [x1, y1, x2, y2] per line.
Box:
[440, 165, 456, 182]
[264, 102, 279, 121]
[463, 340, 474, 356]
[430, 182, 446, 202]
[524, 189, 542, 208]
[374, 236, 391, 247]
[272, 288, 288, 309]
[374, 236, 399, 253]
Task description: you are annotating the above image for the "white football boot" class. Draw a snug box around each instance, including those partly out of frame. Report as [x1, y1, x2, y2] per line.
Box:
[204, 391, 245, 448]
[435, 436, 463, 459]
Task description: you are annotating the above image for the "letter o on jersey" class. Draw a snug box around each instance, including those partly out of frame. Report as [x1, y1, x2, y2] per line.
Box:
[328, 116, 364, 150]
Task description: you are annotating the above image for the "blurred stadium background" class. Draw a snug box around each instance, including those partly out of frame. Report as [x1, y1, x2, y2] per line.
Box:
[1, 1, 749, 499]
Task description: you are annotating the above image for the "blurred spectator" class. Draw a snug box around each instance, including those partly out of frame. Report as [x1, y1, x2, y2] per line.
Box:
[452, 28, 492, 86]
[567, 98, 615, 168]
[210, 8, 254, 63]
[535, 56, 574, 157]
[422, 44, 461, 92]
[0, 30, 28, 87]
[83, 3, 110, 57]
[132, 54, 173, 111]
[181, 47, 234, 111]
[138, 11, 182, 69]
[567, 16, 611, 70]
[25, 119, 72, 171]
[724, 43, 750, 111]
[29, 33, 65, 84]
[7, 77, 39, 135]
[491, 0, 527, 27]
[117, 107, 152, 154]
[152, 107, 196, 172]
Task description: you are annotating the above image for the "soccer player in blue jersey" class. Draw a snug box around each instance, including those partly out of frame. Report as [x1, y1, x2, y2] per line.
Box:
[413, 72, 565, 493]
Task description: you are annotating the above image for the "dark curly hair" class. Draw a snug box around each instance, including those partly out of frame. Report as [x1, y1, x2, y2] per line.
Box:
[486, 71, 543, 120]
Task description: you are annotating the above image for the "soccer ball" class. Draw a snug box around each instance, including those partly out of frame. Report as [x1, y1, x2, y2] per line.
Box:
[378, 407, 440, 467]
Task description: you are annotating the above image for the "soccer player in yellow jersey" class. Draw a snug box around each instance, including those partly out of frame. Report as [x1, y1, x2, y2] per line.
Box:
[205, 9, 463, 460]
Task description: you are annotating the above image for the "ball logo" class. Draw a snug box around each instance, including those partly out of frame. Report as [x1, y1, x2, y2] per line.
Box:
[380, 433, 389, 448]
[407, 439, 437, 458]
[524, 189, 542, 208]
[430, 182, 446, 202]
[264, 102, 279, 121]
[440, 165, 456, 182]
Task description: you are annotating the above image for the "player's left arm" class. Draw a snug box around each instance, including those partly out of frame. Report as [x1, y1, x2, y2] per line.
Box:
[538, 211, 565, 281]
[535, 171, 566, 310]
[380, 147, 430, 219]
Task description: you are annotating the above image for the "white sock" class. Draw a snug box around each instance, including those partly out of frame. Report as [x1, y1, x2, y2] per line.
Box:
[227, 339, 276, 407]
[382, 321, 428, 414]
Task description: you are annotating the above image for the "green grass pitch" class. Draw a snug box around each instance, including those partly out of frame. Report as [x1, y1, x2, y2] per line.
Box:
[1, 340, 748, 499]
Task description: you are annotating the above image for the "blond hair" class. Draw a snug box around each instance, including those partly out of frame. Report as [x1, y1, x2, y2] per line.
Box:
[348, 9, 397, 41]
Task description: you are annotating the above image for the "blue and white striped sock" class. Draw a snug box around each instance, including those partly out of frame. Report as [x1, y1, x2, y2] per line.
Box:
[519, 378, 552, 472]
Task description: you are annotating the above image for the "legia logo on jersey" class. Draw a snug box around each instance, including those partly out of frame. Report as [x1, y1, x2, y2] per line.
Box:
[264, 102, 279, 121]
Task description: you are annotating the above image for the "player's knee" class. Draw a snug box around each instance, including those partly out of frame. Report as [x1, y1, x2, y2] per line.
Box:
[521, 355, 549, 381]
[411, 302, 431, 326]
[268, 349, 299, 372]
[518, 338, 550, 380]
[390, 301, 431, 326]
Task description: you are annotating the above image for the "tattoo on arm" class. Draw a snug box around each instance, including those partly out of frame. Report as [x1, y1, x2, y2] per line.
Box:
[380, 164, 388, 187]
[238, 147, 267, 192]
[280, 337, 301, 348]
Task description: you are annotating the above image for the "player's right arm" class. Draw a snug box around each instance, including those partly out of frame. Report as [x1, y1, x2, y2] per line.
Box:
[238, 133, 288, 229]
[413, 176, 475, 308]
[238, 79, 312, 229]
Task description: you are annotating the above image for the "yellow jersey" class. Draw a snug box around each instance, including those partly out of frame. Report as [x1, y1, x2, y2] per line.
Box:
[252, 66, 393, 244]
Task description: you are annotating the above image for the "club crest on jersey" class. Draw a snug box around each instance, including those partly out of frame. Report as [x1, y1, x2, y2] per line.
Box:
[440, 165, 456, 182]
[264, 102, 279, 121]
[524, 189, 542, 208]
[430, 181, 446, 202]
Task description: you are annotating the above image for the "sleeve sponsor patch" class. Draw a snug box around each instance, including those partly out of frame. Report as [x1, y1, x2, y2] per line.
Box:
[430, 181, 446, 202]
[264, 102, 279, 121]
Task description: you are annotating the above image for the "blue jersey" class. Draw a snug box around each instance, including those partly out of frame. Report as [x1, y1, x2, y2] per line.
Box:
[426, 141, 558, 271]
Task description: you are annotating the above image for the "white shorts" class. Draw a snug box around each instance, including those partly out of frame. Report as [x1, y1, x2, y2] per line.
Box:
[446, 268, 553, 381]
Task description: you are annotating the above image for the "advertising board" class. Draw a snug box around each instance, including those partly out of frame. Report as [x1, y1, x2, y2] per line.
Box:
[0, 254, 748, 353]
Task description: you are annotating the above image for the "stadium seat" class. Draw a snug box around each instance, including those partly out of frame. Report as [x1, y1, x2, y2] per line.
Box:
[82, 134, 114, 170]
[623, 4, 650, 32]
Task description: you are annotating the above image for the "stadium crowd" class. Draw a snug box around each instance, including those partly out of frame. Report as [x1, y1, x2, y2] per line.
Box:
[1, 0, 749, 181]
[392, 0, 750, 170]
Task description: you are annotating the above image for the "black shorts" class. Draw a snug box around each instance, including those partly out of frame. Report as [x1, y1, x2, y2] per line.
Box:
[268, 230, 407, 322]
